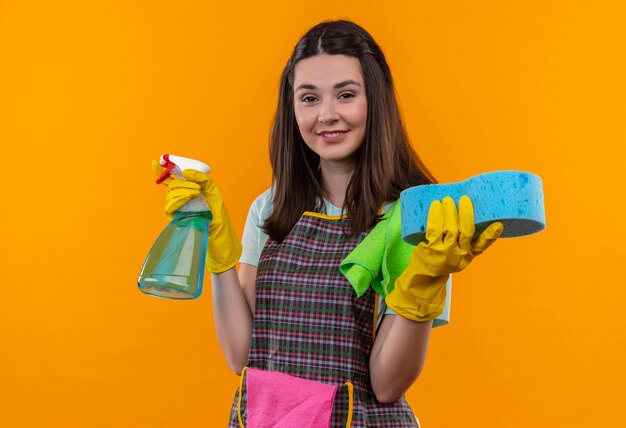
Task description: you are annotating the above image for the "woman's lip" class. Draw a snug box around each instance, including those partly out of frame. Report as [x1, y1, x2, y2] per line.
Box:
[318, 130, 349, 142]
[317, 130, 349, 135]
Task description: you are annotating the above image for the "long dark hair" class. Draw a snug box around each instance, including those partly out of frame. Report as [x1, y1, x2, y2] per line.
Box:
[264, 20, 437, 242]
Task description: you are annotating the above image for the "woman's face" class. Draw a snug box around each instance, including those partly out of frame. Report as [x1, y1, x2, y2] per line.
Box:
[292, 54, 367, 168]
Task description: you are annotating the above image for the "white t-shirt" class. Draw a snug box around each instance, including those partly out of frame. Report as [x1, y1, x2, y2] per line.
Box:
[239, 187, 451, 328]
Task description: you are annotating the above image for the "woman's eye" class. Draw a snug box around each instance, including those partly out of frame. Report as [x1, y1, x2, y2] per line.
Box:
[339, 92, 355, 100]
[301, 96, 317, 103]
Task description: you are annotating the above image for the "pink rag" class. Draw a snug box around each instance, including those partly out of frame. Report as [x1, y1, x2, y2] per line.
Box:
[246, 368, 339, 428]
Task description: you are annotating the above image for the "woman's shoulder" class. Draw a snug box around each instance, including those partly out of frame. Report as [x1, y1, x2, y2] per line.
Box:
[381, 200, 397, 215]
[249, 187, 275, 221]
[252, 186, 274, 204]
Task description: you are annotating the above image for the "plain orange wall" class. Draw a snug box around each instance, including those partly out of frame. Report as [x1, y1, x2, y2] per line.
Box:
[1, 1, 625, 426]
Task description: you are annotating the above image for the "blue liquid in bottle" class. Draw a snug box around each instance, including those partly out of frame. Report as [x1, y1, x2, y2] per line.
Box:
[138, 210, 212, 299]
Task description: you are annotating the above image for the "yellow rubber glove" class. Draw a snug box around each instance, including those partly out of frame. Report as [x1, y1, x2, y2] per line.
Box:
[152, 160, 242, 273]
[385, 195, 504, 322]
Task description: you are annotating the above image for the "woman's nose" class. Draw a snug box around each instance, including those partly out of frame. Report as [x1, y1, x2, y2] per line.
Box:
[318, 100, 340, 124]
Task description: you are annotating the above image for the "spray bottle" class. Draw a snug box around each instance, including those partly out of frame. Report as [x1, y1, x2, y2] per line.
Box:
[138, 154, 212, 300]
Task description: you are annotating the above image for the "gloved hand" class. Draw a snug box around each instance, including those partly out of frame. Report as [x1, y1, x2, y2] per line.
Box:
[152, 160, 242, 273]
[385, 195, 504, 322]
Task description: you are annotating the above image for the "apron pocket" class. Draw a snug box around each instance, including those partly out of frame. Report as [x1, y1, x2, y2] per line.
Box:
[238, 367, 353, 428]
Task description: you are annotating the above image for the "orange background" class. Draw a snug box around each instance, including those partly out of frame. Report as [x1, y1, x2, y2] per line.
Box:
[1, 1, 625, 426]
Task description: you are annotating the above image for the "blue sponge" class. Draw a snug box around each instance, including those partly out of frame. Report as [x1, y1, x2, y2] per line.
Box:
[400, 170, 546, 245]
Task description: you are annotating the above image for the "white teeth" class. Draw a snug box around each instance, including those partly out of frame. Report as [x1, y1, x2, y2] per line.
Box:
[322, 132, 342, 137]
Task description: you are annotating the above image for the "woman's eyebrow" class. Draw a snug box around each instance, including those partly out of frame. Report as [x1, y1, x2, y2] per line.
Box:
[294, 80, 362, 92]
[334, 80, 362, 89]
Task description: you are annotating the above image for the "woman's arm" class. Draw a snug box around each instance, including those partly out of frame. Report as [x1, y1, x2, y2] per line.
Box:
[211, 263, 257, 375]
[369, 314, 433, 403]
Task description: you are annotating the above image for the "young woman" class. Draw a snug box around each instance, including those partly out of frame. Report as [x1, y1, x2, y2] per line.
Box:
[156, 20, 503, 428]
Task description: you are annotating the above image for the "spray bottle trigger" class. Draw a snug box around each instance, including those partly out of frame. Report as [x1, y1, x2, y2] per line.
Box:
[156, 154, 176, 184]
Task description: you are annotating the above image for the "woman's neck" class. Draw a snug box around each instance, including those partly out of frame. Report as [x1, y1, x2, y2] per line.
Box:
[319, 160, 355, 208]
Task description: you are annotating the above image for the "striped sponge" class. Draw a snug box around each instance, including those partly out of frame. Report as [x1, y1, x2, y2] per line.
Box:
[400, 170, 546, 245]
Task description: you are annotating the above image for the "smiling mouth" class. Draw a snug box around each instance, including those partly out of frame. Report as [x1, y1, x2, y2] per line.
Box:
[318, 130, 348, 137]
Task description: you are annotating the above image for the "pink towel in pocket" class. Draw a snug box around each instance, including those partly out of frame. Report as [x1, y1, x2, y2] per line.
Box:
[245, 368, 339, 428]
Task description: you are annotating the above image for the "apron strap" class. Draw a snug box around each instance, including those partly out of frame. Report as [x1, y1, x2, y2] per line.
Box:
[345, 381, 354, 428]
[237, 366, 249, 428]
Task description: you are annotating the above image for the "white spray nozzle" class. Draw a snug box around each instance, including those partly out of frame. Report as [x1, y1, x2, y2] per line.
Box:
[160, 154, 211, 177]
